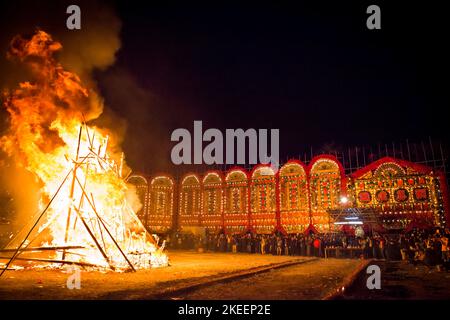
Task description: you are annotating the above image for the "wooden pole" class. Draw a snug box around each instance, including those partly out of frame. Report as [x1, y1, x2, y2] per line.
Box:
[421, 140, 428, 163]
[392, 141, 396, 158]
[81, 115, 93, 148]
[0, 168, 73, 278]
[348, 148, 352, 171]
[414, 143, 419, 162]
[406, 139, 412, 161]
[62, 126, 83, 261]
[72, 162, 90, 235]
[74, 176, 136, 272]
[399, 141, 405, 159]
[0, 256, 102, 269]
[21, 157, 90, 252]
[342, 151, 346, 174]
[72, 205, 116, 271]
[2, 153, 93, 251]
[0, 246, 84, 253]
[90, 195, 107, 250]
[439, 143, 447, 174]
[362, 146, 366, 167]
[429, 136, 436, 168]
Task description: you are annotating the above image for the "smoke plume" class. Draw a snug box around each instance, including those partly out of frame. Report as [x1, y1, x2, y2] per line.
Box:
[0, 1, 124, 230]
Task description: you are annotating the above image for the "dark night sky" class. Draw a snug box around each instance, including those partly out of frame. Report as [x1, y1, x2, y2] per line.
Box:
[1, 1, 449, 174]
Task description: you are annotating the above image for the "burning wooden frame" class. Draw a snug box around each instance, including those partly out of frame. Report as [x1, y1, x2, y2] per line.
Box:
[0, 122, 168, 276]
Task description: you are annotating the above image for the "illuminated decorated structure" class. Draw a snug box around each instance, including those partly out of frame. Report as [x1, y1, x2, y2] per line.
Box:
[126, 175, 149, 226]
[202, 172, 224, 232]
[128, 155, 449, 234]
[250, 165, 277, 234]
[224, 168, 250, 234]
[148, 176, 174, 232]
[279, 161, 310, 233]
[178, 174, 202, 227]
[308, 156, 346, 233]
[348, 157, 448, 230]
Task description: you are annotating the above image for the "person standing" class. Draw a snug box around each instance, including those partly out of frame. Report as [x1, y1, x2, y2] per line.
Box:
[424, 237, 435, 268]
[276, 236, 283, 255]
[227, 234, 232, 252]
[318, 237, 323, 257]
[372, 237, 379, 259]
[291, 235, 298, 256]
[441, 233, 449, 264]
[306, 236, 311, 256]
[313, 237, 320, 257]
[399, 235, 408, 261]
[232, 236, 237, 253]
[246, 234, 252, 253]
[271, 235, 277, 255]
[358, 237, 365, 258]
[261, 235, 266, 254]
[433, 234, 443, 268]
[300, 236, 306, 256]
[177, 235, 182, 249]
[379, 236, 385, 260]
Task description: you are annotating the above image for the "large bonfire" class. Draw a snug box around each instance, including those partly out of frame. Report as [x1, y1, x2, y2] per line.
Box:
[0, 30, 168, 272]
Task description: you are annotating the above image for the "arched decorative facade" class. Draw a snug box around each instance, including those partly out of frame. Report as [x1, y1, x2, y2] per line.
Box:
[148, 176, 174, 232]
[350, 157, 445, 230]
[309, 156, 344, 232]
[250, 166, 277, 234]
[126, 175, 149, 227]
[133, 155, 448, 234]
[224, 168, 249, 234]
[202, 172, 224, 232]
[279, 161, 310, 233]
[179, 174, 201, 228]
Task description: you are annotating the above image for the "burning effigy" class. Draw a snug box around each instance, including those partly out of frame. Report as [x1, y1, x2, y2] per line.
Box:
[0, 30, 168, 273]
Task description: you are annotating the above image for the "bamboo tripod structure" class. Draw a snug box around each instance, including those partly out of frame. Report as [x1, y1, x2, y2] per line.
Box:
[0, 122, 157, 277]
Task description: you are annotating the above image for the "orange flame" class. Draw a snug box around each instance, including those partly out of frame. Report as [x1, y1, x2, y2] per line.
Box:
[1, 31, 168, 270]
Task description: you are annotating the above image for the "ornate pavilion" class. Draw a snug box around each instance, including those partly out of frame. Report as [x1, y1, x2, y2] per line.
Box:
[127, 155, 449, 234]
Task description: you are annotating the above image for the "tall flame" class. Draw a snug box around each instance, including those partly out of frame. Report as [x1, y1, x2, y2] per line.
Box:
[1, 31, 168, 270]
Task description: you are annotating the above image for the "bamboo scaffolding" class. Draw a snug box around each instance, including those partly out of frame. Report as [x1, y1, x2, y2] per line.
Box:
[0, 168, 74, 278]
[71, 205, 116, 271]
[62, 125, 83, 261]
[0, 120, 161, 276]
[74, 176, 136, 272]
[0, 246, 84, 253]
[0, 256, 102, 269]
[19, 154, 94, 252]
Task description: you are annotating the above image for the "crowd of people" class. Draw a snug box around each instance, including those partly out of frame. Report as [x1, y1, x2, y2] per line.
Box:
[399, 229, 449, 269]
[163, 228, 449, 269]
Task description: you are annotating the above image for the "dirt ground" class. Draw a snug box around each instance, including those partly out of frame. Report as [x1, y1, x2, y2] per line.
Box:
[0, 250, 308, 299]
[3, 250, 449, 300]
[176, 258, 362, 300]
[342, 260, 450, 299]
